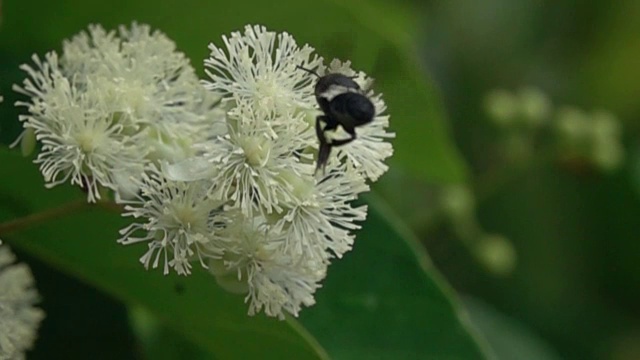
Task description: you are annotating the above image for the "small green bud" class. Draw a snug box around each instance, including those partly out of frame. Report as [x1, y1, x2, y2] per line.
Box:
[20, 128, 37, 157]
[591, 110, 621, 139]
[475, 234, 517, 276]
[592, 139, 624, 171]
[208, 257, 250, 294]
[518, 87, 551, 126]
[556, 106, 590, 140]
[440, 184, 475, 221]
[485, 89, 518, 126]
[214, 272, 250, 295]
[208, 258, 230, 277]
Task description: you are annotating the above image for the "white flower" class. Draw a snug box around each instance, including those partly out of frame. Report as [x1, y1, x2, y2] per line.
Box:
[109, 24, 394, 320]
[118, 166, 225, 275]
[320, 59, 395, 181]
[198, 98, 316, 216]
[204, 24, 323, 115]
[63, 24, 223, 140]
[271, 164, 369, 262]
[0, 244, 45, 359]
[204, 25, 394, 182]
[198, 26, 394, 318]
[13, 23, 223, 202]
[15, 68, 145, 202]
[209, 214, 325, 319]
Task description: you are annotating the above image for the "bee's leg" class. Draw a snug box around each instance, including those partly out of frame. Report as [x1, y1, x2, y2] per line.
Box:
[315, 142, 332, 175]
[315, 115, 338, 175]
[328, 126, 356, 147]
[316, 115, 330, 145]
[316, 127, 355, 174]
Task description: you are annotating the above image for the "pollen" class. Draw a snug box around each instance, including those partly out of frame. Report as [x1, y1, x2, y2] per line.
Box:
[75, 131, 99, 153]
[240, 135, 271, 167]
[165, 202, 207, 231]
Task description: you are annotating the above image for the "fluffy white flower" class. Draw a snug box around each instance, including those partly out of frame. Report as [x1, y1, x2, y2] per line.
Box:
[204, 24, 323, 115]
[13, 23, 223, 202]
[209, 214, 325, 319]
[63, 24, 222, 136]
[198, 98, 316, 216]
[0, 244, 45, 359]
[271, 164, 369, 262]
[15, 67, 145, 202]
[118, 167, 225, 275]
[111, 24, 394, 319]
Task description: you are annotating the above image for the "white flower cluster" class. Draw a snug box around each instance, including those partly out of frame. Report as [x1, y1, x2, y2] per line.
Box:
[14, 23, 222, 202]
[0, 243, 45, 359]
[15, 24, 394, 319]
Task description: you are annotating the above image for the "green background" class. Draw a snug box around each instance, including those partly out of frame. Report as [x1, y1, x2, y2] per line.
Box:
[1, 0, 638, 359]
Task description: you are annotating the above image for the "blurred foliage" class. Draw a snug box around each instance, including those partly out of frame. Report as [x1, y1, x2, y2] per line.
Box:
[1, 0, 639, 359]
[415, 1, 640, 360]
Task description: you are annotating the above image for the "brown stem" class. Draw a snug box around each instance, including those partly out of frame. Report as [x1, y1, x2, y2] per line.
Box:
[0, 199, 125, 236]
[95, 201, 125, 214]
[0, 200, 88, 235]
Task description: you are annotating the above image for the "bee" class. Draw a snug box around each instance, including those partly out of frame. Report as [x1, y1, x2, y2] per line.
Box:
[297, 65, 375, 173]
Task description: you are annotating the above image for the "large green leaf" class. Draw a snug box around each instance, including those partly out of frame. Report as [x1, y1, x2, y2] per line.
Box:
[463, 297, 562, 360]
[299, 193, 490, 359]
[0, 149, 327, 359]
[0, 0, 467, 183]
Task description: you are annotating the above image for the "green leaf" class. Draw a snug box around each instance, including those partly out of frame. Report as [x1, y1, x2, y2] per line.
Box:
[463, 297, 562, 360]
[129, 306, 211, 360]
[0, 148, 327, 360]
[0, 0, 467, 183]
[298, 193, 490, 359]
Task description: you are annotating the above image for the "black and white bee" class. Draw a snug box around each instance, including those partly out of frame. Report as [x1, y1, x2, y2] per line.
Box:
[297, 65, 375, 173]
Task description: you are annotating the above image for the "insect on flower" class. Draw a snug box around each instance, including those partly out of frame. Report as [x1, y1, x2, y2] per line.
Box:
[296, 65, 376, 173]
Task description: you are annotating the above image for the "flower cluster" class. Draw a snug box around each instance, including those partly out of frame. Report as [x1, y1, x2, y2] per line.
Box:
[438, 184, 517, 276]
[484, 87, 624, 171]
[14, 23, 223, 202]
[484, 87, 551, 128]
[15, 24, 394, 319]
[555, 107, 624, 171]
[0, 243, 45, 359]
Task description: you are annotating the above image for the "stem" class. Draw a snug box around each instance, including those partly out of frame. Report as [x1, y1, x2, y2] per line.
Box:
[0, 200, 88, 235]
[0, 199, 125, 235]
[96, 201, 125, 214]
